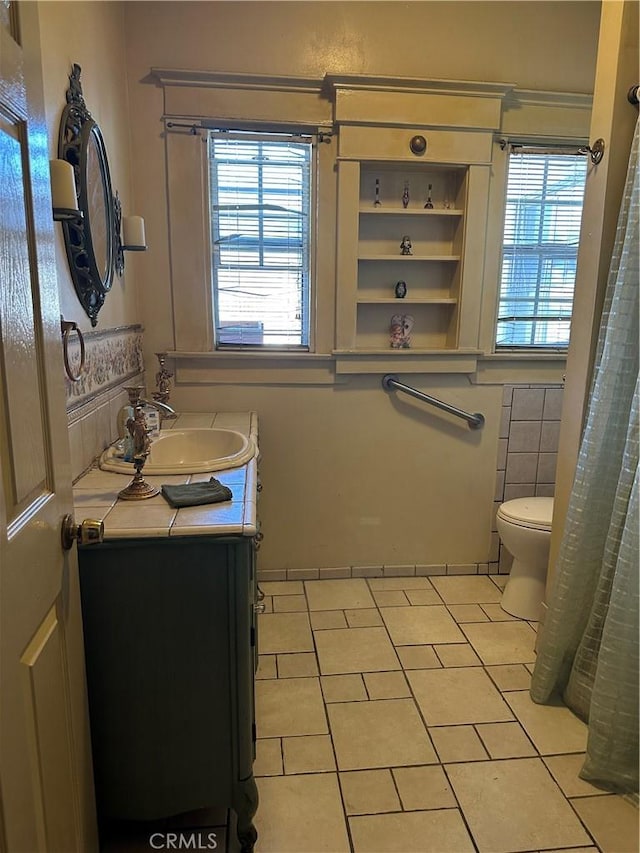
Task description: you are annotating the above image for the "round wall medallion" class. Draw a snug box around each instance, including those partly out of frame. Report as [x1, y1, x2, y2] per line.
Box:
[409, 135, 427, 155]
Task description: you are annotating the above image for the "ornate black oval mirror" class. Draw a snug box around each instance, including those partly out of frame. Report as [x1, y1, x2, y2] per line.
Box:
[58, 64, 115, 326]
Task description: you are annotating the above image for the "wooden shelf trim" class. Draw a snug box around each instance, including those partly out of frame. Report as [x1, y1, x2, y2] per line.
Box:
[358, 254, 461, 261]
[356, 297, 458, 304]
[359, 208, 464, 216]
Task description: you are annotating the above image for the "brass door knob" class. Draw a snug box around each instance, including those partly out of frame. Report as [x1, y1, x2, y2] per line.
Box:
[61, 515, 104, 550]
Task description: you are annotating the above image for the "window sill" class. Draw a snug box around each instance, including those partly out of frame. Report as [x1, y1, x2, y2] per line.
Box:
[167, 349, 336, 385]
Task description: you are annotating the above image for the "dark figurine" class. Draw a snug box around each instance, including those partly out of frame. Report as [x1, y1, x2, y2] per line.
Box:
[374, 178, 381, 207]
[400, 235, 412, 255]
[395, 280, 407, 298]
[402, 181, 410, 208]
[424, 183, 434, 209]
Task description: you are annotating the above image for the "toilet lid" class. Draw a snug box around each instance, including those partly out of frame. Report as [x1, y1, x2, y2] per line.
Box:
[498, 497, 554, 530]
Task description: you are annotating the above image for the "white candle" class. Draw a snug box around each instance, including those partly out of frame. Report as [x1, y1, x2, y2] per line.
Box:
[123, 215, 146, 249]
[49, 159, 78, 211]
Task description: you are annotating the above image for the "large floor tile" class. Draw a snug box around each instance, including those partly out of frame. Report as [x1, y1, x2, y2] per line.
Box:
[571, 794, 639, 853]
[407, 667, 514, 725]
[503, 690, 588, 754]
[305, 579, 375, 611]
[349, 810, 474, 853]
[255, 773, 350, 852]
[461, 621, 537, 664]
[430, 576, 503, 604]
[328, 698, 437, 770]
[258, 612, 313, 654]
[255, 677, 327, 738]
[446, 758, 592, 852]
[381, 606, 466, 645]
[315, 627, 400, 674]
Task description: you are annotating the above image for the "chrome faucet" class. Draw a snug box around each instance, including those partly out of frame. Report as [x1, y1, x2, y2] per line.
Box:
[139, 398, 178, 422]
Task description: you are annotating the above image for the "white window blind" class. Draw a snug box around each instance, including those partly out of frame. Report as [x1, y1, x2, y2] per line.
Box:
[209, 131, 312, 349]
[497, 149, 587, 348]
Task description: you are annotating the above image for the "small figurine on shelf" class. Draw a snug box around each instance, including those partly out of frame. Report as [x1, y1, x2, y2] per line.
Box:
[389, 314, 414, 349]
[395, 280, 407, 298]
[400, 235, 412, 255]
[402, 181, 410, 208]
[374, 178, 382, 207]
[424, 184, 434, 209]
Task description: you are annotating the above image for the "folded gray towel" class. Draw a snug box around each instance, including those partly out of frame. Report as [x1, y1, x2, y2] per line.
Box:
[161, 477, 233, 508]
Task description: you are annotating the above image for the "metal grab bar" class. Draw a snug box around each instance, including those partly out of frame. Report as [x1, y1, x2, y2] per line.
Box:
[382, 375, 485, 430]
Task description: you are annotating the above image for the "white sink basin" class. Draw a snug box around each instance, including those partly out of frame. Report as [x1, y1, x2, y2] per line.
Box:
[99, 428, 255, 475]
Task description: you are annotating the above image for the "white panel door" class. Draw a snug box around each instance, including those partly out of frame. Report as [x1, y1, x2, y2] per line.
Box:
[0, 3, 98, 850]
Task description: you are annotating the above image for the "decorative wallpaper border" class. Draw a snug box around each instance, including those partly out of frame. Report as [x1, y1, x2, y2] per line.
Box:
[65, 324, 144, 411]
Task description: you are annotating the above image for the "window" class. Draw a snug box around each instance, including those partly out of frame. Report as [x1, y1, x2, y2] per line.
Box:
[496, 148, 587, 349]
[208, 131, 313, 349]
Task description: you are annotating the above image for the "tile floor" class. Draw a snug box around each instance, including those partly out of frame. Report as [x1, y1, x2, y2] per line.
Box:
[251, 576, 638, 853]
[102, 575, 638, 853]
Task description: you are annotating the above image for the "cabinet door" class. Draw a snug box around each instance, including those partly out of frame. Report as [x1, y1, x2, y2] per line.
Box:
[79, 538, 234, 820]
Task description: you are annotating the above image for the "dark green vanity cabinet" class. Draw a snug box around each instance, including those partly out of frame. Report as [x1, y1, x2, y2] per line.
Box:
[78, 535, 259, 852]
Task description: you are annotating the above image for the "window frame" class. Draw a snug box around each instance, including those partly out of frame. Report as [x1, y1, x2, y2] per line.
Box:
[207, 128, 318, 353]
[494, 144, 588, 352]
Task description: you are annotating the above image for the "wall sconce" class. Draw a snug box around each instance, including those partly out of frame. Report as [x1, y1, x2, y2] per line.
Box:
[122, 216, 147, 251]
[50, 159, 82, 221]
[114, 194, 147, 278]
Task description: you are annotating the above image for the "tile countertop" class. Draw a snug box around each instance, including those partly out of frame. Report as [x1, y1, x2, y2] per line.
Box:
[73, 412, 259, 540]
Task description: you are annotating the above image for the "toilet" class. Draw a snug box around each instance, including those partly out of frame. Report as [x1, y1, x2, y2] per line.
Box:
[496, 497, 554, 621]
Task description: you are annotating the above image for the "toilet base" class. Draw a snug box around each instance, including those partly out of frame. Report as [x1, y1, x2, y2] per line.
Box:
[500, 558, 545, 621]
